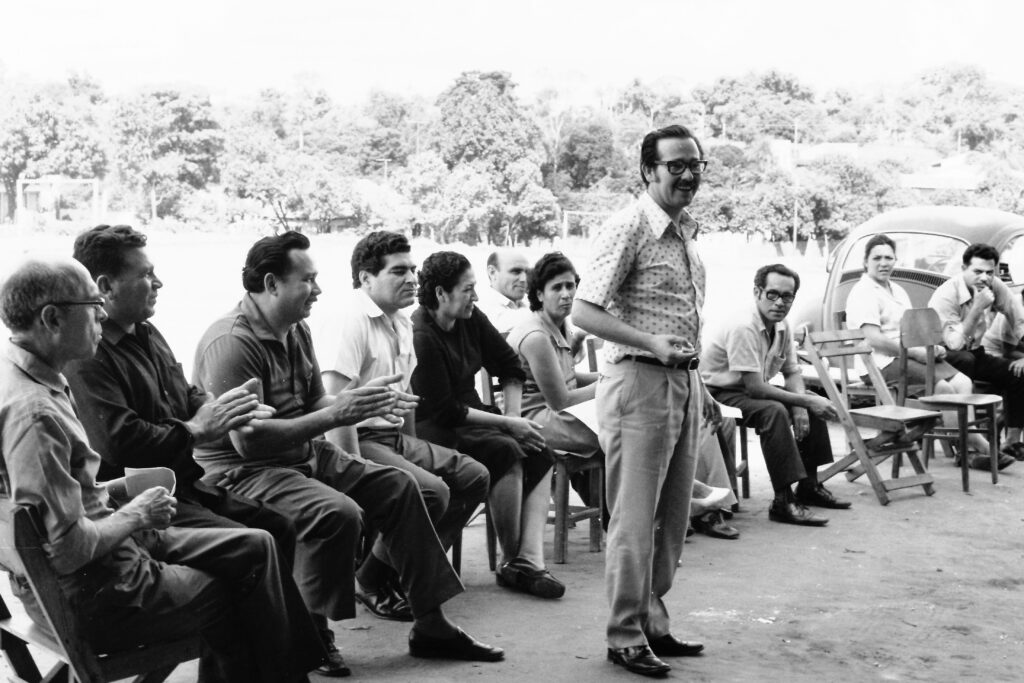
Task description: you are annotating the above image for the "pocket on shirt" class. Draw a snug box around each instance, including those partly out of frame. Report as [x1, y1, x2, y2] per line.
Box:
[639, 259, 681, 291]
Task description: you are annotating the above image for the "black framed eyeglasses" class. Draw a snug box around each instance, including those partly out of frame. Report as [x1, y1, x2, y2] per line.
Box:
[38, 298, 106, 313]
[761, 290, 796, 304]
[654, 159, 708, 176]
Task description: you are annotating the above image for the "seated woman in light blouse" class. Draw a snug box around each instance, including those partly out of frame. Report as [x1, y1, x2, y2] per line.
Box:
[845, 233, 1001, 468]
[506, 253, 738, 538]
[411, 251, 562, 599]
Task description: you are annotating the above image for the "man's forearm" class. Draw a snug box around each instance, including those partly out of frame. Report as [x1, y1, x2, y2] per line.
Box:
[232, 408, 338, 460]
[572, 300, 652, 351]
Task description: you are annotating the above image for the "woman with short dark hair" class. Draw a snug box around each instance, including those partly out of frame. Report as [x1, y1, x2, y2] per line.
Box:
[411, 251, 563, 599]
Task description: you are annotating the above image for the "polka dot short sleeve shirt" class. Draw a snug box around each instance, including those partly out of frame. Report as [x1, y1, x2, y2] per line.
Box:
[575, 192, 706, 363]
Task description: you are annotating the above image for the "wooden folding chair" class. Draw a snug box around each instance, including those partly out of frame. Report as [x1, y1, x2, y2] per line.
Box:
[897, 308, 1002, 492]
[0, 506, 200, 683]
[803, 328, 941, 505]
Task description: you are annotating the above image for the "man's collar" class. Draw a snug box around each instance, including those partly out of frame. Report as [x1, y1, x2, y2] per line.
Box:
[99, 318, 152, 345]
[639, 192, 697, 239]
[749, 303, 786, 337]
[480, 284, 525, 310]
[953, 274, 974, 306]
[240, 293, 285, 342]
[355, 289, 387, 318]
[4, 340, 67, 394]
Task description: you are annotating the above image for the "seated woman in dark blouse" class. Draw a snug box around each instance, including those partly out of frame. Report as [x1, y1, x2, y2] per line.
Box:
[411, 251, 562, 599]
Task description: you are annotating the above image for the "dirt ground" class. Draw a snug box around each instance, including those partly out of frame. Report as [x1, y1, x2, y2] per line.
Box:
[142, 423, 1023, 683]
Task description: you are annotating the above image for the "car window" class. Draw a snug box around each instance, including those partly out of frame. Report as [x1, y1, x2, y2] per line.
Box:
[1000, 234, 1024, 284]
[841, 233, 968, 277]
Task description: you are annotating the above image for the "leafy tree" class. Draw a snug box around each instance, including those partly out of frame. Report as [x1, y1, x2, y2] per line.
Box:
[0, 81, 107, 221]
[558, 121, 616, 190]
[112, 88, 224, 221]
[500, 160, 558, 245]
[436, 163, 503, 245]
[434, 71, 542, 173]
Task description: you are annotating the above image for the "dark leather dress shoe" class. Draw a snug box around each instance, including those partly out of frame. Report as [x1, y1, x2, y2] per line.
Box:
[314, 623, 352, 677]
[607, 645, 671, 677]
[354, 582, 413, 622]
[408, 628, 505, 662]
[647, 633, 704, 657]
[794, 483, 852, 510]
[496, 558, 565, 599]
[769, 498, 829, 526]
[970, 452, 1015, 471]
[692, 510, 740, 540]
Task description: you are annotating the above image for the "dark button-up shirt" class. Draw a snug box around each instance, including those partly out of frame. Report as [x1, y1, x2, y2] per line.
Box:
[65, 319, 206, 485]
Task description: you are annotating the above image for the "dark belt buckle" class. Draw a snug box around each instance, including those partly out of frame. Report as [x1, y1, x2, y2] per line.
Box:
[670, 356, 699, 371]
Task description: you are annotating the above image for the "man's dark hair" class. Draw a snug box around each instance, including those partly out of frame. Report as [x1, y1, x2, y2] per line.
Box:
[73, 224, 148, 280]
[863, 234, 896, 261]
[417, 251, 471, 310]
[486, 251, 500, 269]
[350, 231, 411, 289]
[242, 231, 311, 293]
[527, 252, 579, 312]
[639, 124, 705, 187]
[753, 263, 801, 293]
[962, 242, 1000, 266]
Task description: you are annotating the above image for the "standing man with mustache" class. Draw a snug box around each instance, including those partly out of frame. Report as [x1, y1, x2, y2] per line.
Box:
[701, 263, 848, 526]
[572, 124, 719, 677]
[314, 231, 489, 621]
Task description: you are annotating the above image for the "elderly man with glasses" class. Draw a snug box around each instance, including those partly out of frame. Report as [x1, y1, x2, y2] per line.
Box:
[701, 263, 849, 528]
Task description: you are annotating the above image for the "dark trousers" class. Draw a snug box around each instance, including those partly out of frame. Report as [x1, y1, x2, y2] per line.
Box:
[53, 526, 323, 683]
[945, 347, 1024, 428]
[172, 480, 298, 565]
[710, 388, 834, 491]
[219, 440, 464, 620]
[358, 427, 489, 550]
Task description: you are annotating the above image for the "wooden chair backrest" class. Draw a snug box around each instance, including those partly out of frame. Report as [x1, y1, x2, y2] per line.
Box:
[10, 505, 108, 681]
[2, 505, 200, 683]
[805, 327, 897, 407]
[898, 308, 943, 398]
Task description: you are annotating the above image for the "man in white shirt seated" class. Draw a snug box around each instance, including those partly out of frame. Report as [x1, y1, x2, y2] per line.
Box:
[476, 250, 532, 334]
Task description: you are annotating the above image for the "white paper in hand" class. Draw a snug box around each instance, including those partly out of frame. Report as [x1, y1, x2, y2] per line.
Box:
[563, 399, 599, 437]
[124, 467, 177, 497]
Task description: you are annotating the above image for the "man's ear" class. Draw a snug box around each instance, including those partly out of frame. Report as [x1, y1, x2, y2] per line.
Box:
[96, 274, 113, 297]
[358, 270, 372, 289]
[263, 272, 277, 294]
[435, 285, 447, 303]
[38, 304, 62, 333]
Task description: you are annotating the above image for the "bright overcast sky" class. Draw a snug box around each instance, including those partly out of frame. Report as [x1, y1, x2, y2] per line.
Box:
[3, 0, 1023, 103]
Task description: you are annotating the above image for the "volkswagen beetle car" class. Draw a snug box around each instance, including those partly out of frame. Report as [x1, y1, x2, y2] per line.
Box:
[790, 205, 1024, 334]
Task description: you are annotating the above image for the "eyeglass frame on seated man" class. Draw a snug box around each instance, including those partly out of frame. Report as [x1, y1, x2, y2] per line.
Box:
[759, 289, 796, 304]
[35, 298, 106, 314]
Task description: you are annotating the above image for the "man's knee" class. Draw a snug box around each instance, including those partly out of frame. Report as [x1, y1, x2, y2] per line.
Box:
[301, 493, 363, 544]
[753, 400, 791, 430]
[461, 458, 490, 503]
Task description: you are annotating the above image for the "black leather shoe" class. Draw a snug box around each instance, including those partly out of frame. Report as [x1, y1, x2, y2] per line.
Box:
[607, 645, 671, 677]
[314, 624, 352, 677]
[355, 581, 413, 622]
[691, 510, 739, 540]
[795, 483, 851, 510]
[970, 453, 1015, 471]
[496, 558, 565, 599]
[647, 633, 704, 657]
[408, 628, 505, 662]
[769, 498, 829, 526]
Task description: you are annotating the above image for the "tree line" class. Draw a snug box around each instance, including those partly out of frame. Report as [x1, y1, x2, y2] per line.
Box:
[3, 64, 1023, 244]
